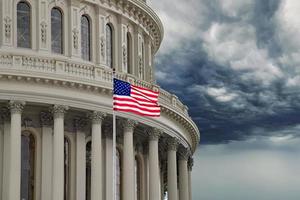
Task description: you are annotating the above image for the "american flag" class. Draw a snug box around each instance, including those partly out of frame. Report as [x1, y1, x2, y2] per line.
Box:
[113, 78, 160, 117]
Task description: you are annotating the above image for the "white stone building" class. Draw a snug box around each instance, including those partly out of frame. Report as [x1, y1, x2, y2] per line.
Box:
[0, 0, 200, 200]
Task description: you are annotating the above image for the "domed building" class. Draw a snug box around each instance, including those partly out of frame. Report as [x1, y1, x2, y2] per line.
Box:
[0, 0, 200, 200]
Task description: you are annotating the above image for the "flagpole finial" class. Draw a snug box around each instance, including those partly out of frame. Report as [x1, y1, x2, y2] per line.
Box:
[112, 68, 116, 74]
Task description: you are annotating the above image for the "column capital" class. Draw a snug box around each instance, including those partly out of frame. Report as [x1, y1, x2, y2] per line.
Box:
[167, 137, 179, 151]
[74, 117, 88, 131]
[178, 148, 191, 161]
[147, 127, 163, 141]
[188, 157, 194, 171]
[8, 100, 25, 114]
[90, 111, 106, 124]
[51, 105, 68, 118]
[40, 111, 53, 127]
[121, 119, 138, 132]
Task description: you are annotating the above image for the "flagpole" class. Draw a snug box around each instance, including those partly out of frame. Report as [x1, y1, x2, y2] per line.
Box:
[112, 68, 116, 200]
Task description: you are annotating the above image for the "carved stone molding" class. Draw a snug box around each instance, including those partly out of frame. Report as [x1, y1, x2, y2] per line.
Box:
[122, 45, 127, 66]
[147, 127, 162, 141]
[103, 123, 113, 138]
[0, 107, 10, 123]
[178, 148, 190, 161]
[90, 111, 106, 124]
[22, 117, 33, 127]
[72, 28, 79, 49]
[40, 21, 47, 43]
[188, 157, 194, 171]
[100, 36, 105, 57]
[167, 137, 179, 151]
[121, 119, 138, 132]
[74, 117, 88, 131]
[51, 105, 68, 118]
[4, 16, 12, 39]
[8, 101, 25, 114]
[40, 111, 53, 126]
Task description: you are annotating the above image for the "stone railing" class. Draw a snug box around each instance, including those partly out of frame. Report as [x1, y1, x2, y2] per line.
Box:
[0, 53, 189, 117]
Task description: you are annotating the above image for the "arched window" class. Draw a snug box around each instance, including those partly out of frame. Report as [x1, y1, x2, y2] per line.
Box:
[17, 1, 31, 48]
[64, 137, 71, 200]
[86, 141, 92, 200]
[81, 15, 91, 61]
[127, 32, 132, 74]
[21, 133, 35, 200]
[51, 8, 63, 54]
[135, 157, 141, 200]
[106, 24, 113, 68]
[116, 149, 121, 200]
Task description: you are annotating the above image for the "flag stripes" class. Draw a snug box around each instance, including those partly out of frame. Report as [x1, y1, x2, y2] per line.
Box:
[113, 79, 160, 117]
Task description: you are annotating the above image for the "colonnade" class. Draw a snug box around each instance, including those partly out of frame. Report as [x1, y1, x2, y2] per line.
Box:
[0, 101, 194, 200]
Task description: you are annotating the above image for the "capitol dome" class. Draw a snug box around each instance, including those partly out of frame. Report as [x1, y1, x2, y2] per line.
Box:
[0, 0, 200, 200]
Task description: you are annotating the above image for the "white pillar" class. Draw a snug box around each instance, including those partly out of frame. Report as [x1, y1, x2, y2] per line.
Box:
[52, 105, 68, 200]
[104, 125, 113, 200]
[178, 150, 189, 200]
[148, 128, 162, 200]
[143, 147, 149, 200]
[91, 111, 106, 200]
[40, 112, 53, 200]
[122, 119, 137, 200]
[188, 157, 194, 200]
[8, 101, 25, 200]
[0, 116, 4, 198]
[160, 164, 165, 200]
[74, 117, 88, 200]
[167, 138, 179, 200]
[2, 109, 10, 200]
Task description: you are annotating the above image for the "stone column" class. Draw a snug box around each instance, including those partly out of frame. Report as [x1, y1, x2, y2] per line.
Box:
[52, 105, 68, 200]
[188, 157, 194, 200]
[1, 107, 10, 200]
[90, 111, 106, 200]
[148, 128, 162, 200]
[0, 111, 4, 199]
[74, 117, 88, 200]
[40, 111, 53, 200]
[104, 125, 113, 200]
[142, 144, 149, 200]
[122, 119, 137, 200]
[7, 101, 25, 200]
[167, 138, 179, 200]
[178, 149, 189, 200]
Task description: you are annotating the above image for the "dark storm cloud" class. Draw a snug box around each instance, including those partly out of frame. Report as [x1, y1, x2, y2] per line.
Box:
[150, 0, 300, 144]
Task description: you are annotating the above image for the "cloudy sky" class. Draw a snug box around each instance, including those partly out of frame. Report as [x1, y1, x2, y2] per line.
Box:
[149, 0, 300, 199]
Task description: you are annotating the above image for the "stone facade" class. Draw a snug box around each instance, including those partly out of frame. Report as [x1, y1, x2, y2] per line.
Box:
[0, 0, 200, 200]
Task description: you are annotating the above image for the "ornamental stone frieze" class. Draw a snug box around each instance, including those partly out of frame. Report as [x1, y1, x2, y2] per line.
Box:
[40, 111, 54, 126]
[74, 116, 89, 131]
[103, 123, 113, 139]
[178, 148, 191, 161]
[0, 107, 10, 123]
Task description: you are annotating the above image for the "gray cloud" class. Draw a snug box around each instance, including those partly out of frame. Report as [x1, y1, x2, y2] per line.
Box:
[150, 0, 300, 144]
